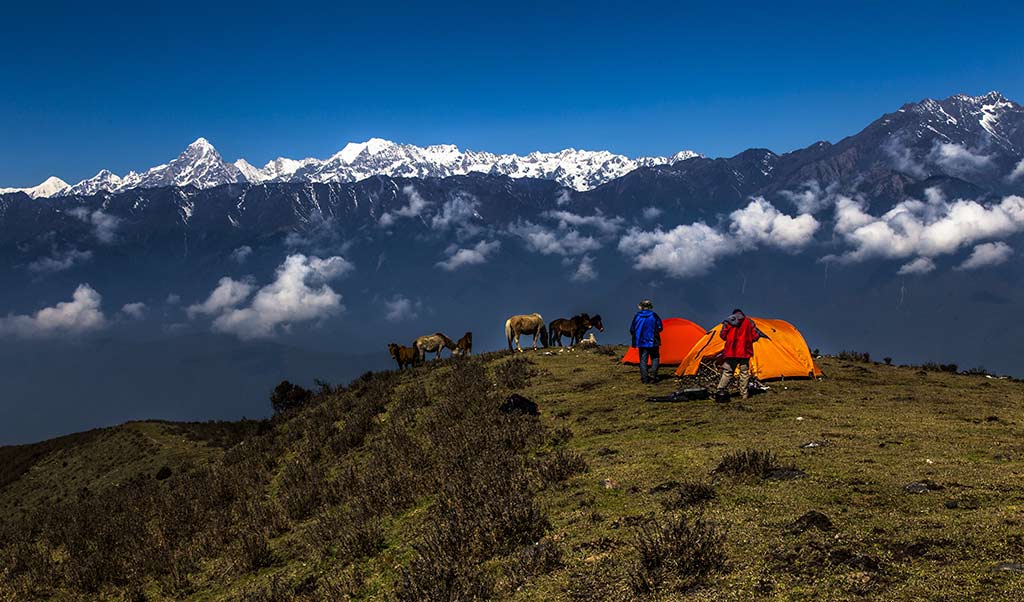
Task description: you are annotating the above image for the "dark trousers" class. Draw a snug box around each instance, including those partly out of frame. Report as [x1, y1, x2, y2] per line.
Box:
[639, 347, 660, 382]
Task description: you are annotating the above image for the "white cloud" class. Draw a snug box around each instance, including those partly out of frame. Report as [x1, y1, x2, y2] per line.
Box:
[556, 189, 573, 206]
[778, 180, 836, 214]
[957, 241, 1013, 270]
[729, 197, 820, 250]
[930, 142, 993, 175]
[384, 295, 421, 321]
[1009, 158, 1024, 182]
[0, 284, 107, 338]
[285, 211, 348, 255]
[186, 277, 255, 318]
[828, 194, 1024, 264]
[210, 254, 353, 339]
[69, 207, 120, 243]
[924, 186, 945, 205]
[120, 302, 147, 319]
[571, 255, 598, 282]
[642, 207, 662, 220]
[166, 293, 181, 305]
[897, 257, 935, 275]
[380, 185, 432, 226]
[27, 248, 93, 273]
[436, 240, 501, 271]
[231, 245, 253, 263]
[542, 210, 624, 236]
[618, 222, 735, 278]
[509, 222, 602, 256]
[619, 198, 817, 278]
[883, 138, 927, 178]
[430, 192, 480, 233]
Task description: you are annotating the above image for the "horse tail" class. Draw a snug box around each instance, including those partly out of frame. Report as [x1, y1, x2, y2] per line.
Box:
[540, 324, 549, 348]
[505, 319, 513, 351]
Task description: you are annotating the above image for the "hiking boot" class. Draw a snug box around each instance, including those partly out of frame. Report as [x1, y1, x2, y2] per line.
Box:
[714, 390, 731, 403]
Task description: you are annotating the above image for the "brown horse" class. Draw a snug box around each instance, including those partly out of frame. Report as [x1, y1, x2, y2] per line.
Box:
[453, 331, 473, 356]
[415, 332, 457, 360]
[505, 314, 548, 352]
[388, 343, 419, 369]
[549, 313, 605, 346]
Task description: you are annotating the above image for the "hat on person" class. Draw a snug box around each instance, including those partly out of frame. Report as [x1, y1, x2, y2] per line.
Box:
[638, 299, 654, 309]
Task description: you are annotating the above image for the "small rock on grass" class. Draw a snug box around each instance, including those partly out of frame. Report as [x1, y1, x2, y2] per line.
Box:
[904, 480, 944, 494]
[788, 510, 834, 534]
[766, 467, 807, 481]
[993, 562, 1024, 572]
[649, 480, 679, 493]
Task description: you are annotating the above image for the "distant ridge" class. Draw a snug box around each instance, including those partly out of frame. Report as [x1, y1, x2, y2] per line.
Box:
[12, 138, 700, 197]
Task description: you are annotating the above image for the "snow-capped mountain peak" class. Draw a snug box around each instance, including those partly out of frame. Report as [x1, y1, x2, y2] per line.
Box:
[67, 169, 123, 196]
[6, 137, 703, 197]
[0, 176, 70, 199]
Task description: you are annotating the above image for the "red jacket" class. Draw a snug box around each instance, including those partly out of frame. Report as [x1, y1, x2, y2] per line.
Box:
[720, 317, 760, 359]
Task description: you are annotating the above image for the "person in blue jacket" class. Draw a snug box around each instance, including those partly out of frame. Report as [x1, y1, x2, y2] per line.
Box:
[630, 299, 664, 384]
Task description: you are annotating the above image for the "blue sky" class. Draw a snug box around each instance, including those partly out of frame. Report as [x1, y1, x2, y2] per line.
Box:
[2, 0, 1022, 186]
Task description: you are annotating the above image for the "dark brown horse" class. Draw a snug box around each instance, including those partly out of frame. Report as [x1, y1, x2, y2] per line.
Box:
[549, 313, 605, 346]
[453, 331, 473, 356]
[388, 342, 419, 369]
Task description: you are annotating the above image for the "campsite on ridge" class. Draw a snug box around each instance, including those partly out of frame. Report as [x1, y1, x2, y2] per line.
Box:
[3, 345, 1024, 600]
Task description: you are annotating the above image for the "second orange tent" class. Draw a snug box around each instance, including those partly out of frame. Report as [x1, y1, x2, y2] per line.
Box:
[621, 317, 707, 366]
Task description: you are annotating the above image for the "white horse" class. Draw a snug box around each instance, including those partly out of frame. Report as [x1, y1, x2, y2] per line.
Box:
[505, 313, 548, 352]
[415, 332, 457, 361]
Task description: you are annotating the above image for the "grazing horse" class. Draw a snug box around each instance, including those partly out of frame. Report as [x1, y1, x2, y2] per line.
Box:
[549, 313, 605, 346]
[415, 332, 457, 360]
[453, 331, 473, 356]
[388, 343, 419, 369]
[505, 314, 549, 352]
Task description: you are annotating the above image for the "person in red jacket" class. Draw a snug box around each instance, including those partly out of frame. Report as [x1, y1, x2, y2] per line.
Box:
[715, 308, 761, 401]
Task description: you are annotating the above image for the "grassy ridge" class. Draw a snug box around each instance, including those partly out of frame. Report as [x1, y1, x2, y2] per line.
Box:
[2, 348, 1024, 600]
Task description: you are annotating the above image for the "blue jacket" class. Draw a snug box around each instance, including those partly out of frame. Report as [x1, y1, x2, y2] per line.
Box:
[630, 310, 663, 348]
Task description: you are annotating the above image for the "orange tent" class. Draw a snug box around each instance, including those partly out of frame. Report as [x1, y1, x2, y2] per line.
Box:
[622, 318, 707, 366]
[674, 318, 822, 380]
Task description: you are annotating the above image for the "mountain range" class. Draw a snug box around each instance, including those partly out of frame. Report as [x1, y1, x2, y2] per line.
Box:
[1, 138, 701, 197]
[2, 91, 1024, 444]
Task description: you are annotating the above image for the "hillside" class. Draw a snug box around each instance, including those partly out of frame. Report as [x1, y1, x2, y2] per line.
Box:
[3, 348, 1024, 600]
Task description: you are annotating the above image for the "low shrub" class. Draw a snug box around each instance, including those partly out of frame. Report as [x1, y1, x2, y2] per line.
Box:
[495, 355, 535, 390]
[659, 481, 717, 511]
[270, 381, 313, 416]
[307, 506, 384, 563]
[537, 449, 589, 487]
[628, 513, 725, 594]
[712, 448, 779, 478]
[837, 350, 870, 363]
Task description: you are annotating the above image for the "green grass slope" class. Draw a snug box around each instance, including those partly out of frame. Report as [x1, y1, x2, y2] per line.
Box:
[0, 420, 260, 523]
[2, 347, 1024, 601]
